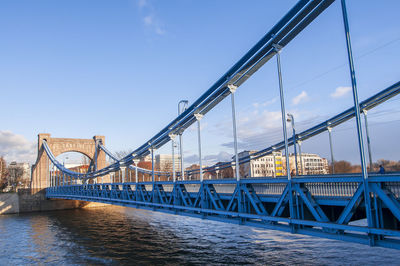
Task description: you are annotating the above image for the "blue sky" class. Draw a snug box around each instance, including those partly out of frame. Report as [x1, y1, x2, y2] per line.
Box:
[0, 0, 399, 166]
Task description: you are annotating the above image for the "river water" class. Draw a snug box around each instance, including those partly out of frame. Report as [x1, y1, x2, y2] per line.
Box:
[1, 206, 400, 265]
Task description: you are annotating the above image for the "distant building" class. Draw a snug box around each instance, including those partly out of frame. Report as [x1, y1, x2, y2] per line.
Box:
[67, 164, 89, 174]
[237, 151, 283, 178]
[64, 163, 84, 169]
[155, 154, 181, 172]
[283, 153, 329, 175]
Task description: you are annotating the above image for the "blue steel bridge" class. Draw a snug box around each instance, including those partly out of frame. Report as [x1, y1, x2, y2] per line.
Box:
[42, 0, 400, 249]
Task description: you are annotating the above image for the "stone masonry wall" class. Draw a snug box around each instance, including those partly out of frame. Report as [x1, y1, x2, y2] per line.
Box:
[0, 189, 108, 215]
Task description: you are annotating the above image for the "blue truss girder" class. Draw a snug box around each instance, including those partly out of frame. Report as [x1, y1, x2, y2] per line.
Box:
[47, 176, 400, 250]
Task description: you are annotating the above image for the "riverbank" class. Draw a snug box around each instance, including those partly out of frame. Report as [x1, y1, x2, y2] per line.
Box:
[0, 189, 108, 215]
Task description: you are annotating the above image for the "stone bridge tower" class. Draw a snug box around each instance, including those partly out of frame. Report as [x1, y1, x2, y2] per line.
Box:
[31, 133, 106, 190]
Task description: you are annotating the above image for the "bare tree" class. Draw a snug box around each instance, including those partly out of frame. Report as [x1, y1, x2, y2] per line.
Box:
[239, 164, 248, 178]
[0, 157, 8, 190]
[220, 166, 234, 179]
[0, 157, 7, 179]
[376, 159, 400, 172]
[333, 161, 353, 173]
[7, 165, 24, 190]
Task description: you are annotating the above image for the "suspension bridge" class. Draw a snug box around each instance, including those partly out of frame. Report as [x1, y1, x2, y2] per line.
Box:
[31, 0, 400, 249]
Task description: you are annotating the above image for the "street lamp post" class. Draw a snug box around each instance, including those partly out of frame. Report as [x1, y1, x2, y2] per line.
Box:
[194, 113, 204, 182]
[169, 134, 177, 182]
[363, 110, 373, 171]
[287, 113, 298, 175]
[63, 156, 69, 185]
[178, 100, 189, 180]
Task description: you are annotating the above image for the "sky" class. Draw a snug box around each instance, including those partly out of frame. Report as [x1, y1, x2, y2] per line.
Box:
[0, 0, 399, 167]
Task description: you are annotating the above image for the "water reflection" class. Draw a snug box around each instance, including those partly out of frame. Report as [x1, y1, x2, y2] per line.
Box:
[1, 206, 400, 265]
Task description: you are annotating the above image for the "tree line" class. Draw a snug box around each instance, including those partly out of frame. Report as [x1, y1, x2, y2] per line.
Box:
[332, 159, 400, 174]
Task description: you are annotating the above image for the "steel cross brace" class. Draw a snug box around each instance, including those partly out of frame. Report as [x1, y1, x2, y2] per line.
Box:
[153, 184, 168, 204]
[193, 183, 225, 211]
[226, 183, 268, 216]
[136, 184, 151, 202]
[171, 183, 193, 207]
[122, 184, 134, 200]
[270, 184, 329, 224]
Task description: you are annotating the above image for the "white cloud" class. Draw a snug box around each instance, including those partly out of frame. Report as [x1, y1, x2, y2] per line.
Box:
[330, 86, 351, 98]
[138, 1, 166, 36]
[215, 106, 323, 152]
[188, 121, 207, 132]
[184, 151, 233, 166]
[212, 108, 284, 151]
[292, 91, 309, 105]
[137, 0, 148, 8]
[143, 15, 153, 26]
[155, 27, 165, 35]
[203, 151, 233, 164]
[142, 14, 165, 35]
[252, 97, 277, 109]
[0, 131, 36, 164]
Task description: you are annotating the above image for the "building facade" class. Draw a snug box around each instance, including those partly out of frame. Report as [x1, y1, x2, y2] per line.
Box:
[283, 153, 329, 175]
[238, 151, 283, 178]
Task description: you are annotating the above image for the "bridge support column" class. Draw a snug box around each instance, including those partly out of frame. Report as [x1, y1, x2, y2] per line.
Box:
[273, 44, 296, 231]
[122, 167, 126, 183]
[194, 114, 204, 182]
[228, 84, 243, 222]
[228, 84, 240, 182]
[169, 134, 177, 182]
[150, 146, 155, 203]
[340, 0, 374, 244]
[363, 110, 373, 171]
[327, 126, 335, 174]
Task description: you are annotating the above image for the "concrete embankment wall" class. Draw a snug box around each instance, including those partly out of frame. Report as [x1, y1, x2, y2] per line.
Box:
[0, 189, 108, 215]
